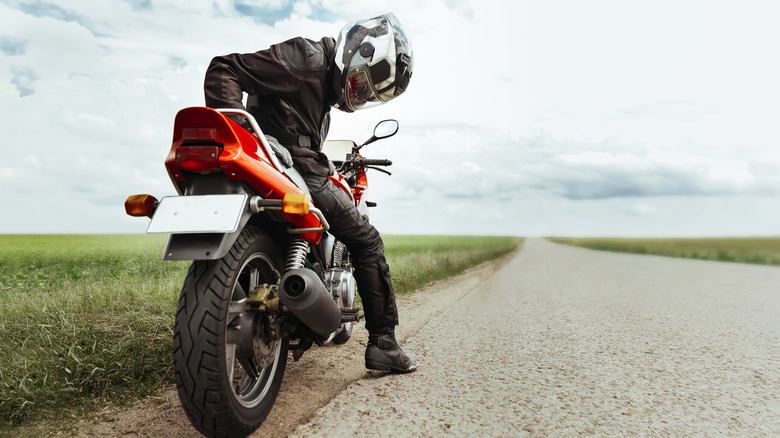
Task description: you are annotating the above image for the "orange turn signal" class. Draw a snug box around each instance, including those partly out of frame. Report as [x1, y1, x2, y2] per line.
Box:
[282, 193, 310, 215]
[125, 194, 158, 218]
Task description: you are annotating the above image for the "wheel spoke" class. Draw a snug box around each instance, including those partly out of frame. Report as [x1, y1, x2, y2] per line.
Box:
[228, 298, 247, 318]
[236, 357, 262, 396]
[239, 356, 261, 380]
[225, 343, 237, 385]
[233, 280, 248, 301]
[226, 298, 248, 347]
[249, 266, 260, 290]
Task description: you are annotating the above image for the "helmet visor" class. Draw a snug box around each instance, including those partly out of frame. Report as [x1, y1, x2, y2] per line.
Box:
[345, 66, 383, 111]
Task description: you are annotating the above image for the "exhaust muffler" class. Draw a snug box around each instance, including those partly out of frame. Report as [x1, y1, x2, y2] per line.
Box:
[278, 268, 341, 337]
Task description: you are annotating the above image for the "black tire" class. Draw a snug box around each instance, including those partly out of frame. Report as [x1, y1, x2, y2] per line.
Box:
[173, 226, 287, 438]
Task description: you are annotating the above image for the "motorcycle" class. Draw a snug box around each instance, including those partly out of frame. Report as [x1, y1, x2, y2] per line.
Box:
[124, 107, 397, 437]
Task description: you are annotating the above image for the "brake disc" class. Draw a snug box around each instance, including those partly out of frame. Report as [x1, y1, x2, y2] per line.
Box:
[253, 316, 279, 369]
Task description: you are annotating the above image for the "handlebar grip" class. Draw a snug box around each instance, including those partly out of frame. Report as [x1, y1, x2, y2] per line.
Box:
[363, 159, 393, 166]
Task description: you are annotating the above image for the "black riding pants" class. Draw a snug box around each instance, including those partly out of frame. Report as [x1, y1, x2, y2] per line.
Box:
[302, 173, 398, 330]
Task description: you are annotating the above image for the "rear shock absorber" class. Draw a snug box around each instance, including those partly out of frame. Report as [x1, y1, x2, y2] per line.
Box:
[285, 239, 308, 271]
[333, 241, 345, 267]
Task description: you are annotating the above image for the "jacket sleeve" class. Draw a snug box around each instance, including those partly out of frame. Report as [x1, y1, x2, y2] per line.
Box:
[203, 38, 314, 110]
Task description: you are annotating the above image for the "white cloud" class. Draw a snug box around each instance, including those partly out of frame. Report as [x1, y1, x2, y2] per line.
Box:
[0, 0, 778, 236]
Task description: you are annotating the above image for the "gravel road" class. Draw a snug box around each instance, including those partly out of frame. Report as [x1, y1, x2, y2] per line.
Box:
[87, 238, 779, 437]
[289, 238, 780, 437]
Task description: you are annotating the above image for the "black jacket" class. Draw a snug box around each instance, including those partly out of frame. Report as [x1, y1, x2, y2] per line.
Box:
[204, 37, 342, 176]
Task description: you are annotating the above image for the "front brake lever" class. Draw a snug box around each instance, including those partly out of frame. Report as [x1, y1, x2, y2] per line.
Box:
[367, 166, 392, 176]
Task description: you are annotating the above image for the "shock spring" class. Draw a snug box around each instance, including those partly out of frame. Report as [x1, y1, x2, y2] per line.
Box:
[285, 239, 308, 271]
[333, 241, 345, 267]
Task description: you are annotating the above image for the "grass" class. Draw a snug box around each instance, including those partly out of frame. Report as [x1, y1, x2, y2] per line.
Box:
[548, 236, 780, 266]
[0, 233, 522, 435]
[384, 235, 524, 294]
[0, 235, 188, 435]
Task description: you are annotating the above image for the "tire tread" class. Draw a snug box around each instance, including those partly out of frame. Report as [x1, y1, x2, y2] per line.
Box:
[172, 226, 286, 437]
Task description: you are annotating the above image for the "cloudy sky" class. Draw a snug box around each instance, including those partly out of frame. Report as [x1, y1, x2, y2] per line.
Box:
[1, 0, 779, 237]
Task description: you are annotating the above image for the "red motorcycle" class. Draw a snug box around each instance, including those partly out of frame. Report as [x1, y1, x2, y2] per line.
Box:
[125, 107, 396, 437]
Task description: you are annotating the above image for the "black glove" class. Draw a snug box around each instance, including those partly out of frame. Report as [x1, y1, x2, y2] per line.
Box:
[266, 135, 293, 168]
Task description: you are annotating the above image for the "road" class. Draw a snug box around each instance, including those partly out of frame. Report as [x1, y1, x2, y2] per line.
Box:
[289, 238, 780, 437]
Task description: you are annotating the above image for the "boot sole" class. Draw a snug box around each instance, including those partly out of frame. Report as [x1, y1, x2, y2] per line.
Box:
[365, 361, 418, 373]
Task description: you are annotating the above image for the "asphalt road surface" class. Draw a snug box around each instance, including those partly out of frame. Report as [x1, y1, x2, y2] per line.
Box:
[289, 238, 780, 437]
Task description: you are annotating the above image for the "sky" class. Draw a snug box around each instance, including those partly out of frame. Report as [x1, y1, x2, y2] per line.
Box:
[1, 0, 779, 237]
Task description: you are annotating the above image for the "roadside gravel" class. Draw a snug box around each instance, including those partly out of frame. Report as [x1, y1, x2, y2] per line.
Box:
[290, 238, 780, 437]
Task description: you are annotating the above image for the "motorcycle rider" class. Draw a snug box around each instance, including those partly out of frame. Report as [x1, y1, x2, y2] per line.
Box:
[203, 13, 417, 373]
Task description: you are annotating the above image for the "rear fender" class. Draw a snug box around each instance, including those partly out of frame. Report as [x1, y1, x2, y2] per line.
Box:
[168, 107, 323, 244]
[162, 177, 254, 260]
[162, 210, 252, 260]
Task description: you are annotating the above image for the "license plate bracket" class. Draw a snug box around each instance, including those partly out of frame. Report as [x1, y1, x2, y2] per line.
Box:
[147, 194, 248, 234]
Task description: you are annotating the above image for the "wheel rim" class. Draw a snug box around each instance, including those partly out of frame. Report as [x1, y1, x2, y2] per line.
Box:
[224, 253, 282, 409]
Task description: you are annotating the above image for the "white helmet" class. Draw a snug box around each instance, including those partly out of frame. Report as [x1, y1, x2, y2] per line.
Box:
[334, 13, 414, 112]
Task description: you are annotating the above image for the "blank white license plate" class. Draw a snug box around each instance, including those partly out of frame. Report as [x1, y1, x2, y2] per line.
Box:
[147, 194, 247, 234]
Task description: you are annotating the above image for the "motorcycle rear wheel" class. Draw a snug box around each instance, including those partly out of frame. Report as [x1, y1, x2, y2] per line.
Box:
[173, 226, 287, 438]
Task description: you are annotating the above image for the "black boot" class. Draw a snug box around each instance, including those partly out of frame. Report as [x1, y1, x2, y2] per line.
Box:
[365, 327, 417, 373]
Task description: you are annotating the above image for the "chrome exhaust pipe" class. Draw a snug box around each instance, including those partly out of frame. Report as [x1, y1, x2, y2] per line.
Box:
[278, 268, 341, 337]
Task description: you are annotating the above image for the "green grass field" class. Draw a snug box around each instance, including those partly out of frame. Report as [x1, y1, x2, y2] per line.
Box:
[0, 233, 522, 434]
[548, 237, 780, 266]
[383, 235, 524, 293]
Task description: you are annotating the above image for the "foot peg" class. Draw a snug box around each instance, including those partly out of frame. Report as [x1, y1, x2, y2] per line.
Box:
[341, 309, 364, 323]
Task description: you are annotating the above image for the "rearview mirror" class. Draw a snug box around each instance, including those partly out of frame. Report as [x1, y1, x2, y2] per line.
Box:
[358, 119, 400, 150]
[373, 119, 399, 139]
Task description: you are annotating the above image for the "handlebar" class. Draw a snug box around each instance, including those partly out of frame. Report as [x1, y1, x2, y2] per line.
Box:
[362, 158, 393, 166]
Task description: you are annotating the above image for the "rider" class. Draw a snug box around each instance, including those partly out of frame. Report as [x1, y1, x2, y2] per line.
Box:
[203, 13, 416, 373]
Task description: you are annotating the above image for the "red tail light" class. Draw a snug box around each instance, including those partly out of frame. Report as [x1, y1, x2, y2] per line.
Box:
[182, 128, 216, 142]
[175, 146, 221, 173]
